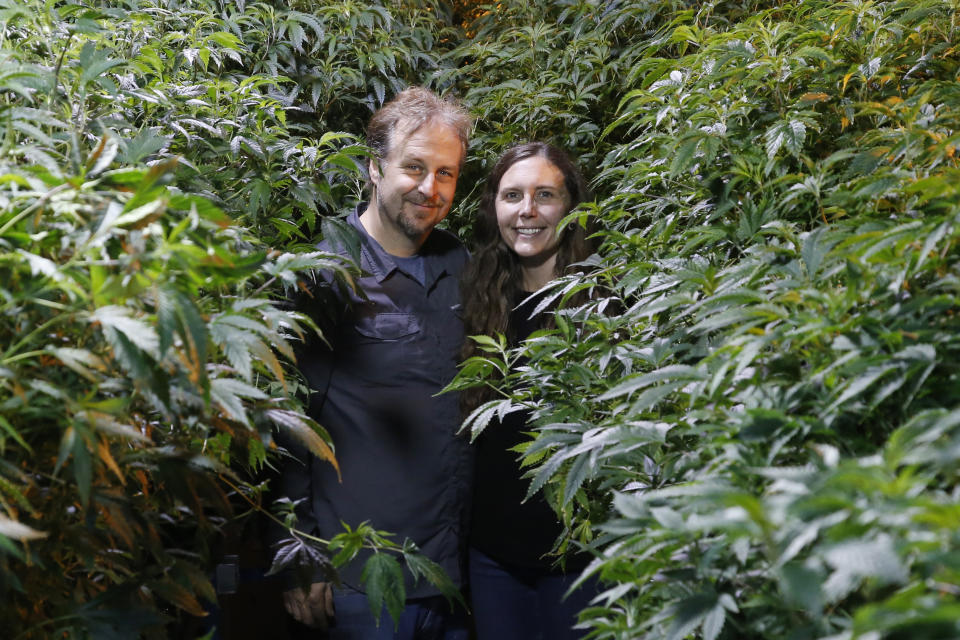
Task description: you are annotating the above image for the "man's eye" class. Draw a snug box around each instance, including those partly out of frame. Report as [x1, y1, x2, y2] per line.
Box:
[405, 165, 423, 173]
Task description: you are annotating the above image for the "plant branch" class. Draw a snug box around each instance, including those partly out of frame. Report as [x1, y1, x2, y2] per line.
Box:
[0, 184, 72, 237]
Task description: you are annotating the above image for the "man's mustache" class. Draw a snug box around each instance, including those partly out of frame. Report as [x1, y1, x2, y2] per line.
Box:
[405, 195, 443, 207]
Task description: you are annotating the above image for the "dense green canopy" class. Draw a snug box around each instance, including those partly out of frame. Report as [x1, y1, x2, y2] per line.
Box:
[1, 1, 959, 638]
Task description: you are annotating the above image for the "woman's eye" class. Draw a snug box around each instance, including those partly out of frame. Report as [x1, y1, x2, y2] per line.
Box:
[502, 191, 521, 201]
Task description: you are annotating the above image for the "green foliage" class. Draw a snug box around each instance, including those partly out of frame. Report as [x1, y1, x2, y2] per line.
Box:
[13, 0, 458, 246]
[6, 0, 960, 637]
[0, 134, 341, 636]
[449, 0, 960, 638]
[0, 0, 462, 636]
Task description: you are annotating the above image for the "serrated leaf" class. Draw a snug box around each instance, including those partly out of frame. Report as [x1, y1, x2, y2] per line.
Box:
[361, 553, 405, 628]
[800, 226, 836, 278]
[51, 347, 106, 382]
[267, 535, 332, 579]
[563, 453, 591, 505]
[599, 365, 705, 400]
[702, 603, 726, 640]
[823, 535, 907, 602]
[778, 563, 823, 613]
[401, 542, 465, 609]
[91, 306, 159, 356]
[266, 409, 339, 478]
[162, 286, 208, 378]
[16, 250, 64, 282]
[86, 134, 119, 177]
[669, 135, 701, 176]
[462, 399, 516, 441]
[148, 579, 206, 617]
[765, 119, 806, 159]
[650, 506, 684, 530]
[828, 365, 897, 413]
[666, 593, 719, 640]
[210, 378, 267, 424]
[0, 415, 30, 452]
[115, 197, 166, 229]
[120, 130, 168, 164]
[86, 411, 150, 443]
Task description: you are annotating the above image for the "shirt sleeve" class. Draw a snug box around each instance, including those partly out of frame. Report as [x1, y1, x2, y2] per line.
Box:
[266, 272, 346, 569]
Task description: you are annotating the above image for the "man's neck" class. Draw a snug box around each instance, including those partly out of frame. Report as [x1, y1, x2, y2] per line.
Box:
[359, 204, 424, 257]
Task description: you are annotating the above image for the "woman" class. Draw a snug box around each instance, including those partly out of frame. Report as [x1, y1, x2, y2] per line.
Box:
[461, 142, 594, 640]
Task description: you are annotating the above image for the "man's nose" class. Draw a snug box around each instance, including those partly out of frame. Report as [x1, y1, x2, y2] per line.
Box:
[418, 172, 438, 199]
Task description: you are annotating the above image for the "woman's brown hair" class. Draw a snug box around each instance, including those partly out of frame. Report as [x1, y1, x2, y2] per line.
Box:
[460, 142, 593, 412]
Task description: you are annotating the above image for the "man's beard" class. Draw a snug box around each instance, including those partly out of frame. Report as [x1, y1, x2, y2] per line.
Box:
[378, 190, 438, 241]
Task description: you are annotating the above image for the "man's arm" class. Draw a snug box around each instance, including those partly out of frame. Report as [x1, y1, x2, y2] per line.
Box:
[271, 275, 346, 628]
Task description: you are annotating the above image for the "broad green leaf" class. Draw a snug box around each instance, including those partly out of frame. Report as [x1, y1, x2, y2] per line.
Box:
[666, 593, 721, 640]
[210, 378, 267, 425]
[91, 306, 159, 357]
[360, 553, 405, 628]
[401, 541, 466, 608]
[599, 365, 705, 400]
[778, 563, 823, 613]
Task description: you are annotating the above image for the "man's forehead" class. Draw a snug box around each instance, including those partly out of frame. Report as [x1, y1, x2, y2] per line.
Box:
[388, 118, 465, 160]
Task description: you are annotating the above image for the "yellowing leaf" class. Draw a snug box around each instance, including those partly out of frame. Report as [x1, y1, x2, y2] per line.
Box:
[799, 92, 829, 104]
[97, 439, 126, 485]
[266, 409, 339, 479]
[100, 502, 136, 549]
[149, 579, 207, 617]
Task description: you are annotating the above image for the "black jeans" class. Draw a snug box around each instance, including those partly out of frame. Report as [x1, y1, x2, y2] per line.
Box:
[468, 547, 594, 640]
[289, 588, 469, 640]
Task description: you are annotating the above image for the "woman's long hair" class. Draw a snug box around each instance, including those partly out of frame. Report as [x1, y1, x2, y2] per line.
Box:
[460, 142, 593, 412]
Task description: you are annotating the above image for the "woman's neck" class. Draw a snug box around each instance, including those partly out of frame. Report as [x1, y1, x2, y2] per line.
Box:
[520, 252, 558, 291]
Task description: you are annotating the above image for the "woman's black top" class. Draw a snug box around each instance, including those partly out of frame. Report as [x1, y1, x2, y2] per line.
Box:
[469, 289, 582, 572]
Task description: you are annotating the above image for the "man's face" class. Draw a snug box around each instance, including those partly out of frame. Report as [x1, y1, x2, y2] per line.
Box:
[369, 120, 463, 247]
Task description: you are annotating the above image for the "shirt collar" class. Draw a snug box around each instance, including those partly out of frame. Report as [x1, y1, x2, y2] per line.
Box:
[348, 205, 447, 287]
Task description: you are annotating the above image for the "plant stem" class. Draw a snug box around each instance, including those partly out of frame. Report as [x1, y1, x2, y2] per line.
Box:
[0, 184, 72, 237]
[218, 473, 330, 547]
[3, 312, 75, 362]
[1, 349, 46, 365]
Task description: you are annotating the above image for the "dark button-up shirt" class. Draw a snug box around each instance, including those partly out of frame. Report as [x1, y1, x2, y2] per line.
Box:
[282, 207, 473, 598]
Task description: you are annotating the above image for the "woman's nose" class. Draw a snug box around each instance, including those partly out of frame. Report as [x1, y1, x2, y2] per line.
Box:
[519, 194, 535, 216]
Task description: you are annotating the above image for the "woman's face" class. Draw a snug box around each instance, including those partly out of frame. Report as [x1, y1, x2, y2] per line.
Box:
[495, 156, 571, 265]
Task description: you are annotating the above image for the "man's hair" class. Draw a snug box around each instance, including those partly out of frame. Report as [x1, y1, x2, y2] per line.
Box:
[366, 87, 472, 165]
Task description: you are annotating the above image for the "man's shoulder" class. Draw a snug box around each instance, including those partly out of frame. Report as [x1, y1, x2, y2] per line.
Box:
[423, 226, 468, 267]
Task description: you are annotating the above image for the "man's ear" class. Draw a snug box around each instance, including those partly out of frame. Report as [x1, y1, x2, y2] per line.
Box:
[369, 158, 381, 186]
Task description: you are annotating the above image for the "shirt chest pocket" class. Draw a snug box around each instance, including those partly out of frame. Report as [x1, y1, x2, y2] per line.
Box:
[354, 312, 421, 342]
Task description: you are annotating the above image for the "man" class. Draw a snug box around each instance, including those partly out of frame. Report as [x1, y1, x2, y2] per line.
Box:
[278, 87, 474, 639]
